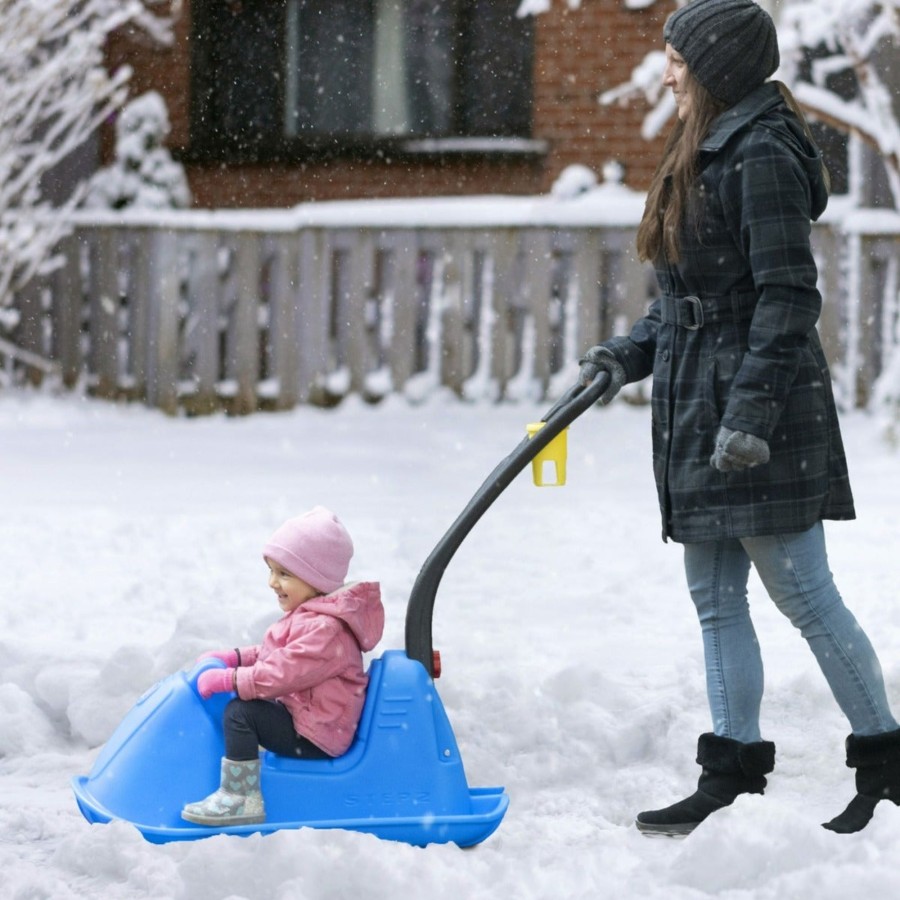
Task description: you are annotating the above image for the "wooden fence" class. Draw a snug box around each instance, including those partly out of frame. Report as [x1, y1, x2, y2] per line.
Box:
[5, 196, 900, 413]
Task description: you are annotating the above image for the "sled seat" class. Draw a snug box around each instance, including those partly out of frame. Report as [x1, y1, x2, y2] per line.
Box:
[259, 649, 478, 827]
[262, 654, 381, 774]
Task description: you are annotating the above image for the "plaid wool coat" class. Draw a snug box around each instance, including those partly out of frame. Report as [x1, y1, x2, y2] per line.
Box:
[604, 82, 855, 543]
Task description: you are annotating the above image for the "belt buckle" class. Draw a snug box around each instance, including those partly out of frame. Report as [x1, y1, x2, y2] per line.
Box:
[684, 295, 704, 330]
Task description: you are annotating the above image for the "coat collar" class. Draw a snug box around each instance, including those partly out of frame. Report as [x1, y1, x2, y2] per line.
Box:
[697, 80, 829, 221]
[700, 82, 784, 154]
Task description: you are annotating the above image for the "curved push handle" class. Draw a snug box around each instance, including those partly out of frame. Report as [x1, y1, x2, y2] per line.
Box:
[404, 374, 610, 675]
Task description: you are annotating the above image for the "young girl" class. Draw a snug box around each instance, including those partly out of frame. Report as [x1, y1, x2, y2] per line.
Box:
[579, 0, 899, 835]
[181, 506, 385, 827]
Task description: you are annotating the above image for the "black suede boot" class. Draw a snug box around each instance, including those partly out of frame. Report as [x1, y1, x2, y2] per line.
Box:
[823, 728, 900, 833]
[636, 733, 776, 837]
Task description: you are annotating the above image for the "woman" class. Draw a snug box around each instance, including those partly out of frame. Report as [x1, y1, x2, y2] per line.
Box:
[579, 0, 900, 836]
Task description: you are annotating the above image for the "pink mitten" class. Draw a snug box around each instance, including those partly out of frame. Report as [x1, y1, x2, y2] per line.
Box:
[197, 648, 240, 667]
[197, 668, 235, 699]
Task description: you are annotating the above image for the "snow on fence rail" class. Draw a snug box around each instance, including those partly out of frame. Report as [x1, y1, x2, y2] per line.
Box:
[5, 194, 900, 414]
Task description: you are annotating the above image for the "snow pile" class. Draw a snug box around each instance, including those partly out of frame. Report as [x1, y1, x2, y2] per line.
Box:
[1, 389, 900, 898]
[84, 91, 191, 211]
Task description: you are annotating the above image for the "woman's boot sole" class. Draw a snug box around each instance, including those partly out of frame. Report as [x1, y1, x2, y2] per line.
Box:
[635, 819, 699, 838]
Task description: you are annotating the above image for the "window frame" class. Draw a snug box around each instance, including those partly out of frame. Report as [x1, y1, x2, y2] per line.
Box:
[187, 0, 544, 165]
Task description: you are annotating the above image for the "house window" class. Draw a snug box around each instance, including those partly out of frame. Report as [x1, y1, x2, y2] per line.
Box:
[191, 0, 534, 157]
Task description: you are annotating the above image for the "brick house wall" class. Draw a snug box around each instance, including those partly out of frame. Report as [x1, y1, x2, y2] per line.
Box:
[107, 0, 672, 209]
[533, 1, 669, 192]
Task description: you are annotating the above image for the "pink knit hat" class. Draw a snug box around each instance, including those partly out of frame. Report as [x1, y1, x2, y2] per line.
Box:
[262, 506, 354, 594]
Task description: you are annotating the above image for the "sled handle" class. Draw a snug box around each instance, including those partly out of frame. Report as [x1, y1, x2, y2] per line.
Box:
[404, 373, 611, 675]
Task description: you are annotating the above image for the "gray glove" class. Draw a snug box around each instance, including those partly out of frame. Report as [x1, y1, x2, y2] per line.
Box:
[578, 346, 627, 405]
[710, 426, 770, 472]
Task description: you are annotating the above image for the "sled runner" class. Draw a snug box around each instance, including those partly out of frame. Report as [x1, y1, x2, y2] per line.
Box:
[72, 375, 608, 847]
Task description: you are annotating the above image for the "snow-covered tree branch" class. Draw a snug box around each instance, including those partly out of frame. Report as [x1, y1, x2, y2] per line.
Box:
[595, 0, 900, 208]
[0, 0, 176, 343]
[778, 0, 900, 207]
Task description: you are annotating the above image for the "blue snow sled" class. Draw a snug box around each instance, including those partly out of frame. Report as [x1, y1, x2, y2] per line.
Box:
[72, 377, 607, 847]
[72, 651, 506, 847]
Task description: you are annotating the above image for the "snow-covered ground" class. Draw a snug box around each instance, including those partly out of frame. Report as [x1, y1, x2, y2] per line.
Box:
[2, 386, 900, 899]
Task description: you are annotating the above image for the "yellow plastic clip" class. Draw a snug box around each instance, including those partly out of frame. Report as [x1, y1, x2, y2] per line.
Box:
[525, 422, 568, 487]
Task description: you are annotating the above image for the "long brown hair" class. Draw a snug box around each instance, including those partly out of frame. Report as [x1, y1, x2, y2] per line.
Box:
[636, 70, 727, 264]
[636, 76, 829, 264]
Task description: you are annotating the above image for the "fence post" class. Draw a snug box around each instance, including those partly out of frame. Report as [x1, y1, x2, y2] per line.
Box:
[386, 230, 419, 391]
[812, 224, 843, 375]
[266, 232, 301, 410]
[440, 231, 479, 394]
[343, 230, 377, 395]
[51, 233, 83, 387]
[296, 229, 331, 403]
[15, 276, 45, 385]
[607, 229, 648, 331]
[487, 229, 520, 398]
[182, 230, 224, 413]
[856, 233, 897, 406]
[518, 228, 555, 396]
[128, 226, 167, 402]
[144, 230, 181, 415]
[87, 227, 121, 398]
[570, 229, 604, 353]
[226, 231, 261, 414]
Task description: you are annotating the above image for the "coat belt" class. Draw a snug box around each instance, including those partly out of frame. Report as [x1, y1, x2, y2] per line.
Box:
[660, 291, 758, 330]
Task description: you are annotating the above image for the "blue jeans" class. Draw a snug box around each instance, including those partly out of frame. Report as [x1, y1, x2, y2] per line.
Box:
[684, 522, 897, 743]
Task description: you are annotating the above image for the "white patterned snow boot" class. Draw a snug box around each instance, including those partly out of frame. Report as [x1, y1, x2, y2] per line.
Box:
[181, 757, 265, 826]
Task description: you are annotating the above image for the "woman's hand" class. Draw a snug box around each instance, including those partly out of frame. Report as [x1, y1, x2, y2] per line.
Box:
[578, 346, 627, 404]
[710, 426, 770, 472]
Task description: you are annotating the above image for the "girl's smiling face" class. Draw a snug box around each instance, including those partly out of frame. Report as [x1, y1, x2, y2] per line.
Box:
[265, 558, 320, 612]
[663, 43, 692, 121]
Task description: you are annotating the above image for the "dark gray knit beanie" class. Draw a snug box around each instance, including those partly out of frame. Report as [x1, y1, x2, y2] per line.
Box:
[664, 0, 780, 107]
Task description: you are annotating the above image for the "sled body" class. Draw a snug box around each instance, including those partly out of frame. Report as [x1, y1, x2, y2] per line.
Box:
[72, 651, 507, 847]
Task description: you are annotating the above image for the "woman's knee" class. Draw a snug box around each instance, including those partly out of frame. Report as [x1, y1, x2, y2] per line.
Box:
[771, 575, 845, 635]
[745, 529, 844, 631]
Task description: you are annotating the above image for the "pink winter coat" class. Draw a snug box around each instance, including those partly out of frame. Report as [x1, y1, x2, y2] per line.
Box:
[233, 581, 384, 756]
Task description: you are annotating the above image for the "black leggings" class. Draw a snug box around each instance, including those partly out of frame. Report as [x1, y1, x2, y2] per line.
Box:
[223, 698, 331, 762]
